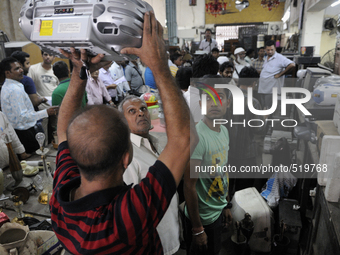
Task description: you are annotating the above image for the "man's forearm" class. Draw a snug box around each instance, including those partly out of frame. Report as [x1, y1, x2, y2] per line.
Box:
[106, 84, 117, 89]
[29, 94, 42, 107]
[278, 63, 295, 77]
[57, 66, 86, 143]
[120, 12, 198, 185]
[153, 68, 191, 139]
[184, 163, 202, 229]
[185, 184, 203, 229]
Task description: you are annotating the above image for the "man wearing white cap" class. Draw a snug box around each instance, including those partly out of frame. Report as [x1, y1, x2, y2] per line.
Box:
[232, 47, 250, 80]
[217, 56, 229, 66]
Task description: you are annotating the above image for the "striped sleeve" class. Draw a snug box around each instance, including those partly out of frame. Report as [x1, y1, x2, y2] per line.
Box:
[113, 160, 176, 246]
[54, 141, 80, 188]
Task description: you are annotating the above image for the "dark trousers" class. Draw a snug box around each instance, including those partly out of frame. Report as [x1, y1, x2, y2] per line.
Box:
[260, 94, 273, 109]
[228, 157, 257, 197]
[15, 126, 40, 154]
[184, 212, 223, 255]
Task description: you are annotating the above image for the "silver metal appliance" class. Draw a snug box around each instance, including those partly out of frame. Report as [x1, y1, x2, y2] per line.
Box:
[19, 0, 153, 61]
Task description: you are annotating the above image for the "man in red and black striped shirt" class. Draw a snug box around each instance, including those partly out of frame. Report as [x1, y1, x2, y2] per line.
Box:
[50, 12, 197, 255]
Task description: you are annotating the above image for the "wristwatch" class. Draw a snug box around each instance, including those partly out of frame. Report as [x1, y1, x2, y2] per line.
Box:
[224, 202, 232, 209]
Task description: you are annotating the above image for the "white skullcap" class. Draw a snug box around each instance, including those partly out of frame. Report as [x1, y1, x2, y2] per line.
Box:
[234, 47, 246, 55]
[217, 56, 229, 65]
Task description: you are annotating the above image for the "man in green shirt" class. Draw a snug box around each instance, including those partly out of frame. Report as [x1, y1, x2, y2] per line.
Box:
[52, 61, 87, 108]
[184, 77, 232, 255]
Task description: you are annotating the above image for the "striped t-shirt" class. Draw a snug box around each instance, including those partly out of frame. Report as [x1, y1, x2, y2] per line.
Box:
[50, 141, 176, 255]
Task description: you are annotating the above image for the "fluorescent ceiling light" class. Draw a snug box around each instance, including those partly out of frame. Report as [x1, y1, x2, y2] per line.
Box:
[331, 1, 340, 7]
[281, 7, 290, 23]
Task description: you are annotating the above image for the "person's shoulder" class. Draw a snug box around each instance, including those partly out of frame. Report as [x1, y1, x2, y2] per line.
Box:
[147, 160, 175, 186]
[220, 125, 229, 136]
[29, 63, 40, 70]
[275, 52, 285, 59]
[57, 141, 70, 156]
[52, 83, 64, 94]
[21, 75, 33, 84]
[196, 120, 208, 133]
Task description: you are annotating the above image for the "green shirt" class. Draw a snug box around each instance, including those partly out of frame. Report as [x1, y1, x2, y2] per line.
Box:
[52, 79, 87, 108]
[186, 120, 230, 225]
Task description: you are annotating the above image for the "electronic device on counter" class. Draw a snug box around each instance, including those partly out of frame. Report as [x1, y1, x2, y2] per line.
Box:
[312, 76, 340, 106]
[302, 67, 332, 92]
[19, 0, 153, 61]
[300, 46, 314, 57]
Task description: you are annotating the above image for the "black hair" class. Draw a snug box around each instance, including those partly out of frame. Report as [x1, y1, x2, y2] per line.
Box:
[246, 49, 254, 56]
[212, 47, 219, 53]
[238, 66, 259, 87]
[258, 47, 265, 51]
[52, 61, 69, 80]
[0, 57, 19, 76]
[176, 67, 193, 90]
[197, 74, 230, 99]
[205, 28, 212, 33]
[265, 40, 275, 47]
[10, 51, 30, 67]
[192, 54, 219, 78]
[219, 61, 234, 73]
[170, 53, 182, 64]
[41, 50, 54, 56]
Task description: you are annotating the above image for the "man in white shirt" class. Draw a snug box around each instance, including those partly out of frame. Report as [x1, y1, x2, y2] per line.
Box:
[28, 51, 59, 143]
[99, 62, 118, 103]
[259, 40, 295, 108]
[1, 57, 58, 153]
[119, 95, 180, 255]
[0, 111, 31, 169]
[109, 60, 131, 102]
[198, 29, 218, 53]
[28, 51, 59, 98]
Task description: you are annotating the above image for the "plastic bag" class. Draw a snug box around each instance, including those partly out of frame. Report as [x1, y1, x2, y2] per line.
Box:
[261, 171, 297, 208]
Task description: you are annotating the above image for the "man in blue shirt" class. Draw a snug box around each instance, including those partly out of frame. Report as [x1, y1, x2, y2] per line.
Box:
[0, 57, 58, 153]
[144, 66, 157, 89]
[258, 40, 295, 108]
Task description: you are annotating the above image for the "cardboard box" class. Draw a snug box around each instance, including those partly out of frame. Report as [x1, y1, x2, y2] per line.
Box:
[315, 120, 340, 153]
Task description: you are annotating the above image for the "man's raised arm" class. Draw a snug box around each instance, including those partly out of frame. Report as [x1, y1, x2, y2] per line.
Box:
[56, 48, 105, 144]
[121, 12, 198, 186]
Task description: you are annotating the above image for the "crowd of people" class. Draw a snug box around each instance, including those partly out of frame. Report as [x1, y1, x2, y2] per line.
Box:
[0, 12, 295, 255]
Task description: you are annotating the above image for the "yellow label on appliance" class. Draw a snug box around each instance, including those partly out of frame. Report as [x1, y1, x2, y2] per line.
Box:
[331, 94, 338, 98]
[40, 20, 53, 36]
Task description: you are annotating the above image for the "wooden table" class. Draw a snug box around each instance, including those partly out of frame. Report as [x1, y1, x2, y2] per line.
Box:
[1, 144, 57, 221]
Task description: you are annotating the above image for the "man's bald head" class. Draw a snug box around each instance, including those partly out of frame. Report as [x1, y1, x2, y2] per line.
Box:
[67, 105, 130, 181]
